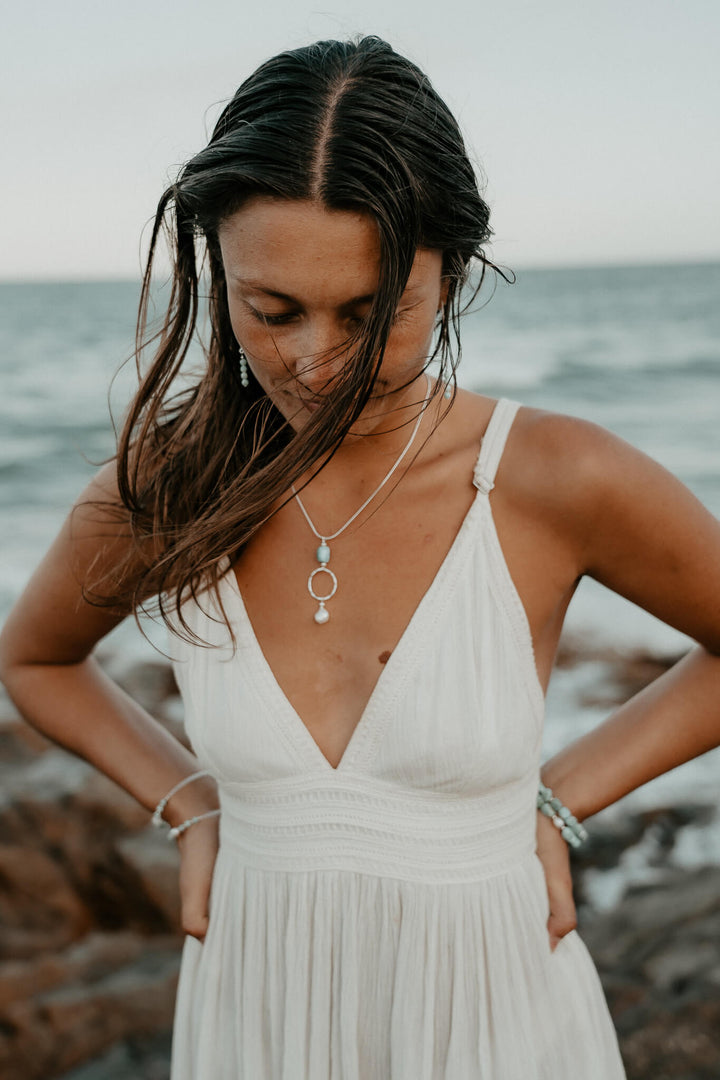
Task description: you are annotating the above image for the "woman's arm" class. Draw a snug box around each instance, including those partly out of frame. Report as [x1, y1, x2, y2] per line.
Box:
[526, 412, 720, 950]
[538, 413, 720, 814]
[0, 464, 219, 830]
[542, 645, 720, 819]
[0, 464, 220, 940]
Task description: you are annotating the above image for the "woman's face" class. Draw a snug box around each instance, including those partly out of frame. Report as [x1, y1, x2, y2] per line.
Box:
[217, 197, 447, 433]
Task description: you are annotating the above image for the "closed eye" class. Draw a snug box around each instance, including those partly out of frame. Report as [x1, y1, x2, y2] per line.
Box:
[250, 309, 369, 328]
[248, 306, 413, 329]
[249, 309, 298, 326]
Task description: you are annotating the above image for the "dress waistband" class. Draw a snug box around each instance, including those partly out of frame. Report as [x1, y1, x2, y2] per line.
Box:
[217, 773, 538, 884]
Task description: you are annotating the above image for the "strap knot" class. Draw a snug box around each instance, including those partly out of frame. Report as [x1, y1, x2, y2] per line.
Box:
[472, 473, 495, 495]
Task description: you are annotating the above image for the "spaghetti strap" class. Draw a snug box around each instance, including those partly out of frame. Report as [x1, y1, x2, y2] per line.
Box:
[473, 397, 523, 494]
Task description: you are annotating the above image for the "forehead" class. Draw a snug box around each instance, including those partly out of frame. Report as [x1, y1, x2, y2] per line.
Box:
[217, 196, 440, 302]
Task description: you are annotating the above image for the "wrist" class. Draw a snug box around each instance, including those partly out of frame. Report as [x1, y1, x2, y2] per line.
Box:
[170, 807, 221, 841]
[162, 774, 220, 829]
[539, 764, 589, 824]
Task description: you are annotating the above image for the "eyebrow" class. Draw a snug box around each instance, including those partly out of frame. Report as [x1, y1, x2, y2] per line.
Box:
[234, 279, 423, 304]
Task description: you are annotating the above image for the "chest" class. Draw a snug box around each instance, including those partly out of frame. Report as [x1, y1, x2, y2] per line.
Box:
[233, 491, 565, 771]
[233, 471, 474, 746]
[178, 486, 549, 782]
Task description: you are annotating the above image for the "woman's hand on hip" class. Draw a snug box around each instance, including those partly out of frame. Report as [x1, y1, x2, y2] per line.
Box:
[535, 811, 577, 951]
[177, 815, 220, 942]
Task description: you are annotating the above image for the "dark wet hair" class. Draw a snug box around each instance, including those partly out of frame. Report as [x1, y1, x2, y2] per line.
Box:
[94, 35, 507, 637]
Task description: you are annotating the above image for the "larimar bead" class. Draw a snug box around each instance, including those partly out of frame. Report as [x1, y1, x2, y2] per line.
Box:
[316, 543, 331, 564]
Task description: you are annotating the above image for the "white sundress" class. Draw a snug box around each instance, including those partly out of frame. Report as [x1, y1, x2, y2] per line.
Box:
[168, 397, 627, 1079]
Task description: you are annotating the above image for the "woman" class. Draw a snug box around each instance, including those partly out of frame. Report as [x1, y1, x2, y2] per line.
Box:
[1, 36, 719, 1079]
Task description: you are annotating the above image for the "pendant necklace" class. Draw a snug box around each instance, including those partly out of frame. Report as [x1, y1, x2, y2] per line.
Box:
[291, 375, 432, 625]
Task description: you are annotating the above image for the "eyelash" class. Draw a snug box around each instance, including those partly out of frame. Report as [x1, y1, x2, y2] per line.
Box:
[248, 309, 409, 327]
[250, 311, 297, 326]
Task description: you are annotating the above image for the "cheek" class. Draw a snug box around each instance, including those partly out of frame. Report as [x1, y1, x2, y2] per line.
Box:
[386, 306, 438, 356]
[229, 308, 284, 366]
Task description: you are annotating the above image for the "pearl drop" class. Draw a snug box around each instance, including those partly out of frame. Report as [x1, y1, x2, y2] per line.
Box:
[314, 606, 330, 624]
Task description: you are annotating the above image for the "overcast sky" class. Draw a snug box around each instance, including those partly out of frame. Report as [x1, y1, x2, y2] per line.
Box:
[3, 0, 719, 279]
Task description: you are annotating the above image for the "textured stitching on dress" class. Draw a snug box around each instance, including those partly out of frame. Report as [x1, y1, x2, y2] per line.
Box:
[218, 762, 539, 805]
[216, 838, 538, 885]
[349, 493, 485, 772]
[480, 501, 546, 733]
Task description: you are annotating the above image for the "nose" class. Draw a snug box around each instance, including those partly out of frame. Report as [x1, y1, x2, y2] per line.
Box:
[292, 318, 350, 392]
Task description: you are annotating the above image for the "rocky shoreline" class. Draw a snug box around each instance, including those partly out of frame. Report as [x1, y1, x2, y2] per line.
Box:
[0, 644, 718, 1079]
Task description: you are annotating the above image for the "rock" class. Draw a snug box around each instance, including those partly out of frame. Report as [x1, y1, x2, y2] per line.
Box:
[614, 996, 720, 1079]
[571, 815, 648, 873]
[579, 866, 720, 1078]
[0, 845, 93, 959]
[0, 938, 180, 1080]
[0, 684, 21, 725]
[0, 653, 190, 1077]
[571, 803, 718, 875]
[643, 938, 717, 992]
[70, 770, 150, 834]
[0, 717, 53, 763]
[0, 931, 157, 1010]
[554, 635, 686, 707]
[0, 748, 92, 809]
[56, 1032, 172, 1079]
[0, 748, 181, 960]
[582, 866, 720, 969]
[111, 661, 179, 719]
[115, 830, 181, 931]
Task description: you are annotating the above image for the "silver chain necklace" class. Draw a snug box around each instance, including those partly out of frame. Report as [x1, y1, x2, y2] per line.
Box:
[291, 375, 432, 624]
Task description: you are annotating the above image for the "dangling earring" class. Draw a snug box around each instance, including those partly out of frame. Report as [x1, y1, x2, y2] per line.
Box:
[238, 348, 250, 388]
[437, 304, 452, 399]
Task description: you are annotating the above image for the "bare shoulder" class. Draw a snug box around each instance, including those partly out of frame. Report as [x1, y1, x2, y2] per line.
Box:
[499, 399, 720, 652]
[504, 399, 701, 527]
[503, 402, 624, 503]
[457, 390, 622, 497]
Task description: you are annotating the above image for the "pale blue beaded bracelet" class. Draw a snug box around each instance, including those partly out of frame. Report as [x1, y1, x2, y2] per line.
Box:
[537, 783, 589, 849]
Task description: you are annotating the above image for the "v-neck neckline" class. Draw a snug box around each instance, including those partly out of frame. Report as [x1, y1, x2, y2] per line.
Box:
[217, 394, 515, 775]
[222, 489, 485, 775]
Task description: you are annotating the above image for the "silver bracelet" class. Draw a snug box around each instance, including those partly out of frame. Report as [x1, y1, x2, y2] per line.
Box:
[537, 783, 589, 849]
[151, 769, 211, 829]
[168, 809, 221, 841]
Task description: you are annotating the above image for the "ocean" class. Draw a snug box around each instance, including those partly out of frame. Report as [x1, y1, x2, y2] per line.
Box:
[1, 264, 719, 878]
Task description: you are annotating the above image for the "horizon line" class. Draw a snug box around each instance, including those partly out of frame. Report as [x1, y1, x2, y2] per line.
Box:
[1, 254, 719, 286]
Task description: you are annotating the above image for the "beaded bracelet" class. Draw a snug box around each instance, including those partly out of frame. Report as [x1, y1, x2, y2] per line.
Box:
[151, 769, 211, 829]
[168, 809, 221, 841]
[537, 783, 589, 849]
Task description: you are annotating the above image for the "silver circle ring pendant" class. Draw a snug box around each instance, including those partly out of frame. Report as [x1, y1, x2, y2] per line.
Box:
[308, 566, 338, 603]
